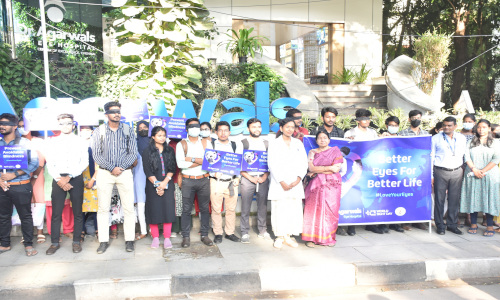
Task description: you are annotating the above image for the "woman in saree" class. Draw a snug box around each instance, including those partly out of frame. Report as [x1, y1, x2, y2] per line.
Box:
[302, 130, 343, 247]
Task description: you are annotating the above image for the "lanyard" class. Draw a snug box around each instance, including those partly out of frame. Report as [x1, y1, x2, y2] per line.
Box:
[442, 132, 456, 156]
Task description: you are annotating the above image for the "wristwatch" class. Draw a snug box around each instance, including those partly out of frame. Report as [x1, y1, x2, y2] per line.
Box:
[14, 170, 20, 177]
[191, 157, 196, 163]
[33, 175, 38, 179]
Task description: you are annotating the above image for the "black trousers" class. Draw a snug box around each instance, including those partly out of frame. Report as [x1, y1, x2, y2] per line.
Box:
[181, 177, 210, 237]
[433, 167, 463, 231]
[51, 175, 84, 244]
[0, 183, 34, 247]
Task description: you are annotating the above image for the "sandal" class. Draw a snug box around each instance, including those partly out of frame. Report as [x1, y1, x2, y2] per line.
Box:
[483, 230, 495, 237]
[305, 242, 315, 248]
[110, 229, 118, 239]
[495, 228, 500, 233]
[25, 246, 38, 257]
[273, 238, 284, 249]
[64, 232, 74, 239]
[0, 246, 11, 254]
[467, 226, 478, 234]
[37, 234, 46, 244]
[284, 237, 298, 248]
[135, 233, 147, 240]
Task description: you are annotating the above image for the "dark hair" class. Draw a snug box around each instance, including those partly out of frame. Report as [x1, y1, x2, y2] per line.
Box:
[340, 146, 350, 156]
[470, 119, 494, 148]
[315, 130, 329, 141]
[275, 117, 296, 138]
[355, 109, 371, 119]
[491, 124, 499, 132]
[247, 118, 261, 127]
[463, 113, 476, 122]
[285, 108, 302, 118]
[148, 126, 176, 173]
[385, 116, 400, 126]
[215, 121, 230, 132]
[443, 116, 457, 125]
[57, 113, 74, 121]
[408, 110, 422, 118]
[429, 122, 443, 135]
[185, 118, 200, 127]
[200, 121, 212, 130]
[104, 101, 121, 111]
[321, 107, 338, 117]
[0, 113, 19, 124]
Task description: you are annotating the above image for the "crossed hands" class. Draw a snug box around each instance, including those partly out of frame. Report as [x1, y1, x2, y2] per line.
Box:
[57, 176, 73, 191]
[473, 168, 485, 179]
[280, 176, 301, 191]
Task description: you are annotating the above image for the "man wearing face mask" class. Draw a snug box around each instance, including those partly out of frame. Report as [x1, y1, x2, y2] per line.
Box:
[175, 118, 213, 248]
[399, 110, 429, 137]
[45, 114, 89, 255]
[134, 121, 150, 240]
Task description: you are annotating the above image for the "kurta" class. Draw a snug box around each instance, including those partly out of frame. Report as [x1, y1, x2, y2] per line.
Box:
[460, 139, 500, 216]
[142, 145, 177, 224]
[268, 135, 308, 236]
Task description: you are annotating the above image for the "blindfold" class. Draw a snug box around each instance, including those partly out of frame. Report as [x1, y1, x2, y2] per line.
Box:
[355, 117, 371, 121]
[0, 121, 17, 126]
[105, 109, 121, 115]
[186, 124, 200, 129]
[291, 116, 302, 121]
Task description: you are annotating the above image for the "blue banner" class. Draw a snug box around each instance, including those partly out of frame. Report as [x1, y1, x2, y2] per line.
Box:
[202, 149, 242, 176]
[0, 146, 28, 169]
[149, 116, 187, 139]
[241, 150, 268, 172]
[121, 99, 149, 122]
[303, 136, 432, 224]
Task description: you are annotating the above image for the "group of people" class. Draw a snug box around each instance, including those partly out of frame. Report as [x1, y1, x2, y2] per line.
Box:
[1, 101, 500, 257]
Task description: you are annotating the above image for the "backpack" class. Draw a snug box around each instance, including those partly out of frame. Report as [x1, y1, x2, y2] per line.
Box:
[211, 140, 237, 153]
[178, 138, 209, 188]
[99, 123, 131, 154]
[241, 138, 268, 151]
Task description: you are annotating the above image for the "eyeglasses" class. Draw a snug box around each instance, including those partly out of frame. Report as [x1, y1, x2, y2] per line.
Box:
[59, 122, 74, 126]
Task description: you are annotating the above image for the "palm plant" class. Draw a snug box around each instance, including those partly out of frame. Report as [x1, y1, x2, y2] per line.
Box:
[332, 67, 355, 84]
[219, 28, 269, 63]
[354, 63, 372, 84]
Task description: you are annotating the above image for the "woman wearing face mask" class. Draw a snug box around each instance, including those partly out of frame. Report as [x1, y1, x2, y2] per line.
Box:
[200, 122, 214, 142]
[134, 120, 150, 240]
[461, 114, 476, 142]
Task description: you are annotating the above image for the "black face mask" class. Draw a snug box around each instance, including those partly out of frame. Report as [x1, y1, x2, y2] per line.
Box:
[138, 130, 149, 137]
[411, 119, 421, 128]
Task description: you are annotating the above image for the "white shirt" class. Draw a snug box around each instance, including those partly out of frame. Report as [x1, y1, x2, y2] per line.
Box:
[431, 131, 467, 176]
[210, 139, 243, 179]
[344, 126, 378, 141]
[45, 133, 89, 180]
[244, 137, 268, 176]
[175, 137, 212, 176]
[268, 136, 308, 200]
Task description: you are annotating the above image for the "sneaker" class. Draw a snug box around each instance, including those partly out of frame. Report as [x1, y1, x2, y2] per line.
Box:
[97, 242, 109, 254]
[125, 241, 135, 252]
[241, 234, 250, 244]
[225, 234, 241, 242]
[163, 238, 172, 249]
[170, 232, 177, 238]
[273, 238, 284, 249]
[258, 232, 272, 240]
[151, 237, 160, 249]
[214, 235, 223, 244]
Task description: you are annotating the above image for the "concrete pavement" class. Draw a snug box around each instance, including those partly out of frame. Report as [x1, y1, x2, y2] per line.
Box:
[1, 220, 500, 299]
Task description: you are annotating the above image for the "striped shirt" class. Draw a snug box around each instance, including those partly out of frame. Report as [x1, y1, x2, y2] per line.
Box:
[90, 123, 138, 171]
[399, 127, 429, 136]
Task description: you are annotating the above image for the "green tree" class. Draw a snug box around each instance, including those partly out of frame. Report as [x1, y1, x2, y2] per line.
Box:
[112, 0, 214, 105]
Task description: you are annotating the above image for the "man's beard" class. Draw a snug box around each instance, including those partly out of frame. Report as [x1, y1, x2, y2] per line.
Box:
[324, 122, 333, 128]
[250, 132, 261, 138]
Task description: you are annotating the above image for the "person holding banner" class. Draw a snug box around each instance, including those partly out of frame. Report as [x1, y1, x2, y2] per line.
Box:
[431, 116, 467, 236]
[45, 114, 89, 255]
[209, 121, 243, 244]
[268, 118, 308, 249]
[175, 118, 213, 248]
[142, 126, 176, 249]
[91, 102, 138, 254]
[240, 118, 271, 243]
[0, 113, 39, 256]
[460, 119, 500, 236]
[134, 120, 150, 241]
[302, 131, 343, 247]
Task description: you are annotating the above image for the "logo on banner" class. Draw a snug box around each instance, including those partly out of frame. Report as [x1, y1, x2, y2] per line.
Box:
[150, 117, 167, 128]
[395, 207, 406, 216]
[243, 151, 258, 165]
[205, 151, 221, 164]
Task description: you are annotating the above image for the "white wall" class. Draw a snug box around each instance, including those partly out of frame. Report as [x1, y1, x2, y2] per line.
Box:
[204, 0, 383, 76]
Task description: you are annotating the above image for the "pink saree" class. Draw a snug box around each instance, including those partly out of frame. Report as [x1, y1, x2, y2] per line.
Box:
[302, 147, 343, 245]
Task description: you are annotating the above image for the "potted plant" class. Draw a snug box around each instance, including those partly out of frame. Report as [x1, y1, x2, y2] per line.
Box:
[332, 67, 355, 84]
[354, 63, 372, 84]
[219, 27, 269, 64]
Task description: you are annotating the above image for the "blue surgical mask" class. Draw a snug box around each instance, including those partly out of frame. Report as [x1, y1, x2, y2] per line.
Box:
[463, 123, 474, 130]
[388, 126, 399, 134]
[18, 128, 28, 136]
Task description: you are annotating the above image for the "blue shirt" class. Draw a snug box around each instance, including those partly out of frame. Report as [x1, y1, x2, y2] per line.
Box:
[0, 134, 39, 182]
[430, 131, 467, 176]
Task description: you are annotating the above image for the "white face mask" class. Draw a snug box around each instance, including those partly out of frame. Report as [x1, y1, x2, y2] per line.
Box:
[18, 128, 28, 136]
[188, 128, 200, 137]
[200, 130, 210, 138]
[80, 131, 92, 140]
[388, 126, 399, 134]
[463, 123, 474, 130]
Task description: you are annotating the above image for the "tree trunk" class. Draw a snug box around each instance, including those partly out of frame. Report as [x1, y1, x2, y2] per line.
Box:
[450, 6, 470, 110]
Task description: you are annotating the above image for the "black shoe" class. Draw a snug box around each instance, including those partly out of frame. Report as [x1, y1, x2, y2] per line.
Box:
[214, 235, 223, 244]
[336, 227, 347, 236]
[181, 237, 190, 248]
[225, 234, 241, 242]
[389, 224, 404, 233]
[347, 226, 356, 236]
[46, 244, 60, 255]
[201, 236, 213, 246]
[446, 227, 463, 235]
[412, 223, 428, 230]
[366, 225, 383, 234]
[378, 224, 389, 233]
[72, 243, 82, 253]
[437, 229, 445, 235]
[125, 241, 135, 252]
[97, 242, 109, 254]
